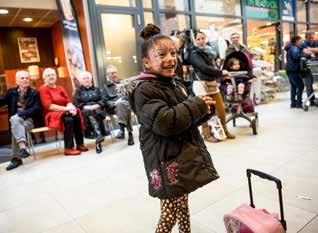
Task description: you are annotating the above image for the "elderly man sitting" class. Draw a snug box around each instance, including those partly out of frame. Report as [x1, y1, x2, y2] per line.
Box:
[103, 65, 134, 146]
[0, 71, 42, 170]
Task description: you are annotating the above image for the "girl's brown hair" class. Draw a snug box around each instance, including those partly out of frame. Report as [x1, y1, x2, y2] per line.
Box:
[140, 24, 172, 59]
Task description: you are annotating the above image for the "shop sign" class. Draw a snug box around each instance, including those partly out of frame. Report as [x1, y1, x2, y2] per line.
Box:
[245, 0, 279, 20]
[282, 0, 295, 21]
[56, 0, 86, 89]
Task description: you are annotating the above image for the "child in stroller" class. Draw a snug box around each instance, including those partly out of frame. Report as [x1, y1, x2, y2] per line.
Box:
[223, 57, 252, 102]
[222, 51, 259, 135]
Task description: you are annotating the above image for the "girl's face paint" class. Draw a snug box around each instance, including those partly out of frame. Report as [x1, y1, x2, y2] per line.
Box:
[144, 38, 177, 78]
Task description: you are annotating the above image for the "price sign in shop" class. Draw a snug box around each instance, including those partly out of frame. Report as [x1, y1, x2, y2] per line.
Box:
[245, 0, 279, 20]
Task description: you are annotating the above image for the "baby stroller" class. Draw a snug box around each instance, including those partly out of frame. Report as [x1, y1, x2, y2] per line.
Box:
[224, 169, 287, 233]
[300, 56, 318, 111]
[222, 51, 259, 135]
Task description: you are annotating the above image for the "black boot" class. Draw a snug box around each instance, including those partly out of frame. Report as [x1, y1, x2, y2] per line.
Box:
[89, 116, 105, 144]
[116, 123, 125, 139]
[6, 157, 23, 171]
[96, 142, 102, 153]
[128, 132, 134, 145]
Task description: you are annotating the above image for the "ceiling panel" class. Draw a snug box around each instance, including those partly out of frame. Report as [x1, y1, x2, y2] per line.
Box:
[0, 7, 59, 28]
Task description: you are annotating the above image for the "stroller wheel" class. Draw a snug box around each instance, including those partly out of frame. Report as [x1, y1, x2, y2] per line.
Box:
[233, 118, 236, 127]
[252, 118, 258, 135]
[303, 105, 309, 112]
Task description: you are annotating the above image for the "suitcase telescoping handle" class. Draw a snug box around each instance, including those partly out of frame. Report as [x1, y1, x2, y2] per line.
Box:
[246, 169, 287, 231]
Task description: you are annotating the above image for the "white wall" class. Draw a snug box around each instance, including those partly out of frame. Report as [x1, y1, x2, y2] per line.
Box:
[0, 0, 57, 9]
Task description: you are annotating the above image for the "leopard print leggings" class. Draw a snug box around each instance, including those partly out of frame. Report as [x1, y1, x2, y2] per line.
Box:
[155, 194, 190, 233]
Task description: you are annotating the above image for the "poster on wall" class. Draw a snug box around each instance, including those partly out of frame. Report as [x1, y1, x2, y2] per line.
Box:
[245, 0, 279, 20]
[282, 0, 295, 21]
[17, 37, 40, 63]
[56, 0, 86, 89]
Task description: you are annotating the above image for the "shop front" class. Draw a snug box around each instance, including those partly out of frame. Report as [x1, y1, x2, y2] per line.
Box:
[87, 0, 317, 83]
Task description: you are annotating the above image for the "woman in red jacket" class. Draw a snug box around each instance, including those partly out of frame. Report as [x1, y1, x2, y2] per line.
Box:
[39, 68, 88, 155]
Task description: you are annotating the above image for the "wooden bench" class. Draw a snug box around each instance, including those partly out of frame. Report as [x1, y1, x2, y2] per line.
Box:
[26, 127, 62, 159]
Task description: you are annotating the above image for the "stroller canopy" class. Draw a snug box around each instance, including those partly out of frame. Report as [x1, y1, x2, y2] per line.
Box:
[223, 51, 253, 72]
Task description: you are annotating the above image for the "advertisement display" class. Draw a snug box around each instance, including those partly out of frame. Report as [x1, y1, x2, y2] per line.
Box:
[56, 0, 86, 88]
[245, 0, 279, 20]
[282, 0, 295, 21]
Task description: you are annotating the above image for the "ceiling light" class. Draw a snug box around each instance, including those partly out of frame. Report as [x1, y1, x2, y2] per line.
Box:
[0, 9, 9, 14]
[23, 17, 33, 22]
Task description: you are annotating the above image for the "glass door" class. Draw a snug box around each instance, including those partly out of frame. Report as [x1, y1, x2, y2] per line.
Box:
[100, 13, 140, 79]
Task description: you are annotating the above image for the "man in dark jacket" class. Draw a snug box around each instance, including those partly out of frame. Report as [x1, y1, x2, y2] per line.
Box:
[285, 36, 307, 108]
[0, 71, 42, 170]
[302, 31, 318, 106]
[102, 65, 134, 145]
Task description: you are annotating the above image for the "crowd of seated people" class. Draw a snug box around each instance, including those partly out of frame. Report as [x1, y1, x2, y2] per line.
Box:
[0, 65, 135, 170]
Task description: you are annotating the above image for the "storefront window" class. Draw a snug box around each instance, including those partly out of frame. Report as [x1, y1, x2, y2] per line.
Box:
[310, 0, 318, 22]
[297, 23, 307, 38]
[95, 0, 136, 7]
[158, 0, 189, 11]
[195, 0, 241, 16]
[247, 20, 279, 71]
[196, 16, 242, 42]
[296, 0, 307, 22]
[144, 12, 154, 25]
[160, 14, 190, 36]
[101, 14, 139, 78]
[143, 0, 152, 8]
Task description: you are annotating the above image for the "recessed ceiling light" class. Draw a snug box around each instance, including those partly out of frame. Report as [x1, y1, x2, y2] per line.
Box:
[0, 9, 9, 14]
[23, 17, 33, 22]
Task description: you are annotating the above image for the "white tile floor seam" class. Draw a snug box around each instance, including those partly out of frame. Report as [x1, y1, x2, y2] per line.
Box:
[1, 92, 318, 233]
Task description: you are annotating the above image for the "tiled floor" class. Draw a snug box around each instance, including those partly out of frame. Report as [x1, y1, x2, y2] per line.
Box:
[0, 94, 318, 233]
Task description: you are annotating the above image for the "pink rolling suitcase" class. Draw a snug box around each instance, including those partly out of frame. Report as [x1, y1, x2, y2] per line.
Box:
[224, 169, 287, 233]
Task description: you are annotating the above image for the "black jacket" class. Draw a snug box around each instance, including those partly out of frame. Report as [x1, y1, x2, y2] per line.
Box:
[189, 47, 223, 82]
[0, 87, 43, 127]
[73, 85, 105, 109]
[285, 44, 304, 72]
[129, 74, 219, 199]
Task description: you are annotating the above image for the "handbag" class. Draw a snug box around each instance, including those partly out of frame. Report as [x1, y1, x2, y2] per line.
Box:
[192, 71, 219, 96]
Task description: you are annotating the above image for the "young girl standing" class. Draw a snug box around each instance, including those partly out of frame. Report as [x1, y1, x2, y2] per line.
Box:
[129, 24, 219, 233]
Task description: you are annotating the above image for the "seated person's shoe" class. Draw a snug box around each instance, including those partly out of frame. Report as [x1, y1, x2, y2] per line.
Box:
[18, 148, 30, 159]
[116, 130, 125, 139]
[76, 144, 89, 152]
[290, 103, 296, 108]
[225, 131, 236, 139]
[128, 133, 134, 146]
[64, 148, 81, 156]
[96, 143, 102, 153]
[6, 157, 23, 171]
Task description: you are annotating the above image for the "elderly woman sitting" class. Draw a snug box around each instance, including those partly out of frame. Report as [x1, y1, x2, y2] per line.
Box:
[73, 71, 106, 153]
[39, 68, 88, 156]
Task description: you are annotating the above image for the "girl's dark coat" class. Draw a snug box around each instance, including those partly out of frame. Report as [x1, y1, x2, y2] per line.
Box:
[129, 74, 219, 199]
